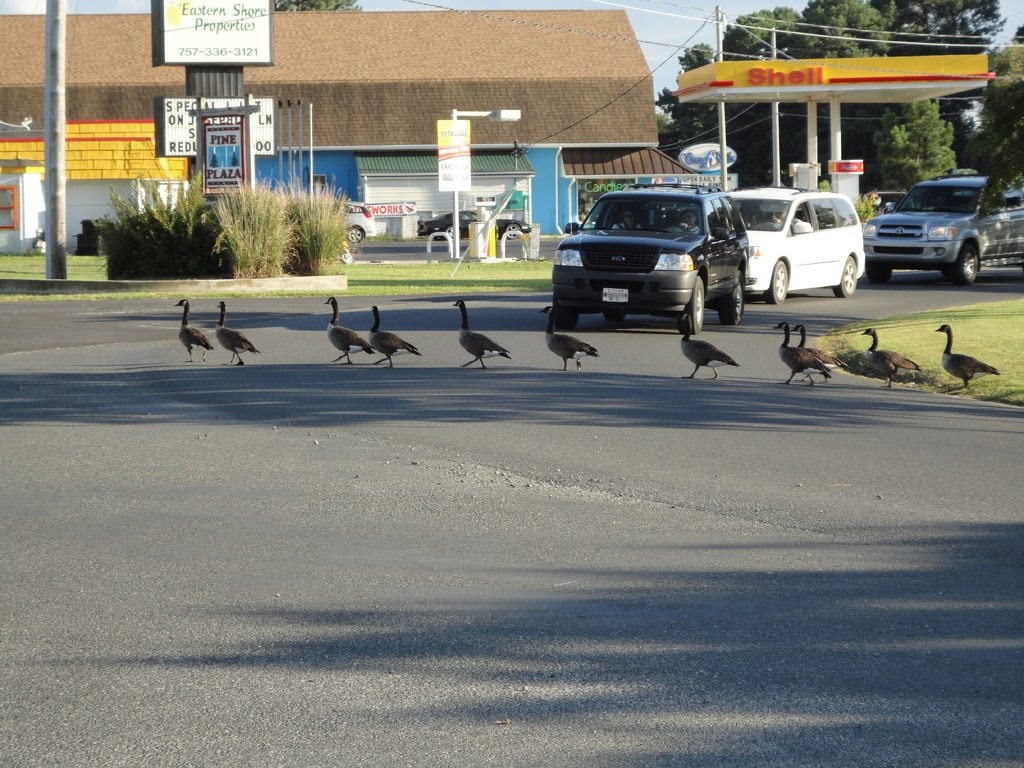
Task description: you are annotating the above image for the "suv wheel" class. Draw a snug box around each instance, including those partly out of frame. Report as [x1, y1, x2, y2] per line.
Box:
[717, 272, 744, 326]
[766, 261, 788, 304]
[950, 243, 979, 285]
[503, 222, 522, 238]
[865, 262, 893, 284]
[832, 256, 858, 298]
[553, 305, 579, 331]
[348, 226, 365, 243]
[677, 279, 704, 335]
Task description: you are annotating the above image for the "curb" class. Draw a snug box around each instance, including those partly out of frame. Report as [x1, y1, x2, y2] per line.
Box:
[0, 275, 348, 295]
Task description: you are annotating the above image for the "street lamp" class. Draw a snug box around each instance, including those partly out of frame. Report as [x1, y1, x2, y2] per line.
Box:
[448, 108, 521, 261]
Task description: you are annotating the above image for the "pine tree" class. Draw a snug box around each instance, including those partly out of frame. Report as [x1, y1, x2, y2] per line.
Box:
[874, 101, 956, 190]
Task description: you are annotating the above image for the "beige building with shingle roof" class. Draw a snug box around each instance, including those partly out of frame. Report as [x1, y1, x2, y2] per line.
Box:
[0, 9, 690, 246]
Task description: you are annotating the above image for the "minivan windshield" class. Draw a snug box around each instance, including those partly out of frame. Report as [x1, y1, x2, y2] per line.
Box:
[584, 197, 704, 236]
[896, 184, 980, 215]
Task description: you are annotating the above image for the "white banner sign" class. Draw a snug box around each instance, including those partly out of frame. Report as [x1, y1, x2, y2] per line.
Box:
[157, 97, 274, 157]
[437, 119, 471, 192]
[367, 202, 418, 217]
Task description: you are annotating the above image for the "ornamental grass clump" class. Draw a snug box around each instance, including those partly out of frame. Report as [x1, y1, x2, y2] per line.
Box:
[214, 184, 291, 278]
[286, 185, 350, 276]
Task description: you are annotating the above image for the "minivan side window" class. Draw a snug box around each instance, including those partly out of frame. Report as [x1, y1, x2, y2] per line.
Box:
[811, 200, 837, 230]
[834, 196, 859, 227]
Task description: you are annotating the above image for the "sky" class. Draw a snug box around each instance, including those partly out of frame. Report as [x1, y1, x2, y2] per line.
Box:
[2, 0, 1023, 97]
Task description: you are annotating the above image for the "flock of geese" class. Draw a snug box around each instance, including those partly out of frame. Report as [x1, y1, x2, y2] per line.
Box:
[175, 298, 999, 389]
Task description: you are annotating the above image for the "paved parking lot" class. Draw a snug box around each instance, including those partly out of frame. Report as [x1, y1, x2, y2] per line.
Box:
[1, 273, 1022, 767]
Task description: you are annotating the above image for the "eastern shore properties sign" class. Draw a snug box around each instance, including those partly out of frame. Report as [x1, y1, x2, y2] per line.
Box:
[152, 0, 274, 67]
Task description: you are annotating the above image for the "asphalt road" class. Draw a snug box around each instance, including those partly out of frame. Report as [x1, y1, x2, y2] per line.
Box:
[1, 269, 1022, 767]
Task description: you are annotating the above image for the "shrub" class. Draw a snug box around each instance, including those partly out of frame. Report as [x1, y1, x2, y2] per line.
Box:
[99, 177, 224, 279]
[213, 183, 292, 278]
[286, 184, 349, 276]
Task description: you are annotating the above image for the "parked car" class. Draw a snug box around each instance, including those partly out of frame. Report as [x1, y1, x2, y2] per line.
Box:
[416, 211, 531, 239]
[730, 188, 864, 304]
[551, 183, 748, 335]
[862, 172, 1024, 285]
[347, 203, 378, 243]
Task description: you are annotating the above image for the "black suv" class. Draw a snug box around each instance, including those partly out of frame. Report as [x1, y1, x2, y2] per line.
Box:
[552, 184, 748, 334]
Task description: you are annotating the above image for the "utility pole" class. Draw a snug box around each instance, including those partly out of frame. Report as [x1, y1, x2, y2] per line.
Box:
[44, 0, 67, 279]
[715, 6, 728, 191]
[771, 28, 781, 186]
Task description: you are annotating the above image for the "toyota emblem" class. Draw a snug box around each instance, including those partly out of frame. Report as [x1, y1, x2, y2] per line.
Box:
[896, 227, 905, 235]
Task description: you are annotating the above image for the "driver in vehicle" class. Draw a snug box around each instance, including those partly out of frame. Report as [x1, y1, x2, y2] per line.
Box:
[613, 209, 639, 229]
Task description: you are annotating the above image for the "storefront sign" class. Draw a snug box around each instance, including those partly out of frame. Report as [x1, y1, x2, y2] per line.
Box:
[153, 0, 274, 66]
[678, 144, 737, 173]
[367, 202, 417, 217]
[437, 119, 471, 192]
[202, 114, 246, 194]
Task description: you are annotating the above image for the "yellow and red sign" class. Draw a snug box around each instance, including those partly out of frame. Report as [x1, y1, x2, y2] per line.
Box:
[437, 119, 471, 192]
[674, 54, 993, 103]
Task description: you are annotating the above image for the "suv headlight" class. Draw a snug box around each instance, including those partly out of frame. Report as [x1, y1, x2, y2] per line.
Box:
[554, 248, 582, 267]
[928, 224, 958, 240]
[654, 252, 694, 271]
[863, 223, 878, 238]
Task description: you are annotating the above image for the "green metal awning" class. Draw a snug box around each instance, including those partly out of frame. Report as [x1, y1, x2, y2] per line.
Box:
[356, 151, 533, 176]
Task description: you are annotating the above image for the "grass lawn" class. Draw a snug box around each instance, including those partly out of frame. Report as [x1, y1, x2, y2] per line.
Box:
[0, 254, 553, 299]
[819, 299, 1023, 406]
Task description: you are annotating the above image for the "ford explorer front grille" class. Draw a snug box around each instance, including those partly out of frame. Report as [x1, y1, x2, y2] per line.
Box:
[582, 249, 659, 272]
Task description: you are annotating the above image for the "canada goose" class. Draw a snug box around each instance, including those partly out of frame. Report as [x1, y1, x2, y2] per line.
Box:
[369, 305, 422, 367]
[453, 300, 511, 369]
[680, 332, 738, 379]
[215, 300, 260, 366]
[936, 324, 1000, 387]
[540, 306, 599, 371]
[794, 323, 848, 381]
[861, 327, 920, 388]
[775, 321, 830, 384]
[325, 297, 375, 364]
[174, 298, 213, 362]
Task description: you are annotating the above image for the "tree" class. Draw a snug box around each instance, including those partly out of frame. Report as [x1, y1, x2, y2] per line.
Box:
[275, 0, 360, 10]
[874, 100, 955, 189]
[969, 41, 1024, 210]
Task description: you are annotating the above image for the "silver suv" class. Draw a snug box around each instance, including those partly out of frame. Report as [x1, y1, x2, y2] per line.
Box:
[863, 173, 1024, 285]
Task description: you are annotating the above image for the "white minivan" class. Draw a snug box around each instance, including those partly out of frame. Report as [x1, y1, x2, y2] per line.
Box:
[730, 188, 865, 304]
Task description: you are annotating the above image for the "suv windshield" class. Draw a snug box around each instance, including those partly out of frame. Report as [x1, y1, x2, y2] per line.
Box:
[897, 184, 980, 215]
[584, 196, 704, 235]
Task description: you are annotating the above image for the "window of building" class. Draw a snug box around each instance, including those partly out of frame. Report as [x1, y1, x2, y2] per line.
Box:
[0, 186, 16, 230]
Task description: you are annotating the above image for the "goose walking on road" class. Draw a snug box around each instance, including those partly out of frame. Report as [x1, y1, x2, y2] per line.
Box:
[936, 324, 999, 388]
[681, 332, 738, 380]
[861, 327, 919, 388]
[794, 323, 847, 382]
[215, 301, 260, 366]
[776, 321, 830, 385]
[325, 297, 375, 364]
[453, 300, 511, 369]
[174, 299, 213, 362]
[369, 305, 422, 368]
[540, 306, 599, 371]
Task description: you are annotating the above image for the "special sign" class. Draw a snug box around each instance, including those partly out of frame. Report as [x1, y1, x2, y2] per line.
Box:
[156, 97, 275, 157]
[437, 119, 471, 192]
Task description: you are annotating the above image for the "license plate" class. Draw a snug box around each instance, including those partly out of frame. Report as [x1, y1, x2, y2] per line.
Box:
[603, 287, 628, 303]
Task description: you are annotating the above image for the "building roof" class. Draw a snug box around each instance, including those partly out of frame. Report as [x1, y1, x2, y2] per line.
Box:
[0, 10, 658, 148]
[563, 148, 691, 178]
[356, 151, 534, 176]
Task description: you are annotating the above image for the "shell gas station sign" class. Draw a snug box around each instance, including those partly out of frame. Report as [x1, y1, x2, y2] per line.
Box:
[674, 55, 993, 103]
